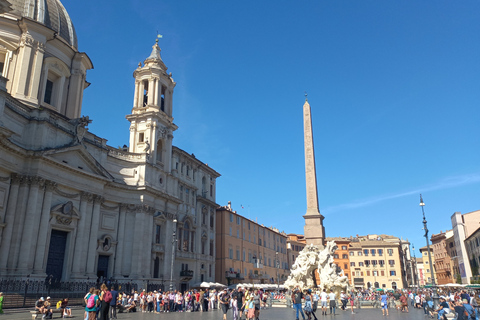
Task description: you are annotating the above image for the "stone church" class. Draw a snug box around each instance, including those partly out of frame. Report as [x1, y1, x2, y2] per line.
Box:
[0, 0, 219, 290]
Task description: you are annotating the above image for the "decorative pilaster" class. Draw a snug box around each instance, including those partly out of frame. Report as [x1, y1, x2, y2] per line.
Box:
[7, 175, 30, 271]
[18, 176, 44, 272]
[0, 174, 21, 271]
[33, 181, 56, 275]
[86, 195, 103, 277]
[113, 204, 127, 278]
[71, 191, 93, 277]
[130, 207, 145, 279]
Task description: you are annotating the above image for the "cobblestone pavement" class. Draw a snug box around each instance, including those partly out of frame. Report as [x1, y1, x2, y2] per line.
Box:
[2, 306, 433, 320]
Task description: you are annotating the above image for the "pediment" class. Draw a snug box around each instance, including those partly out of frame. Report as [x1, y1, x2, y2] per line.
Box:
[42, 145, 114, 179]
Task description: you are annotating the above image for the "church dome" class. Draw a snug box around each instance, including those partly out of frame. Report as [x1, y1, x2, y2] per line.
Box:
[7, 0, 78, 48]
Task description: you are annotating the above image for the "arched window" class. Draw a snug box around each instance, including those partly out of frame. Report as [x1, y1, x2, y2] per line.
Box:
[156, 140, 163, 163]
[374, 282, 379, 289]
[392, 281, 397, 290]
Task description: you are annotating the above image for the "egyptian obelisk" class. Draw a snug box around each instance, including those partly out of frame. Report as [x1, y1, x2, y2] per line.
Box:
[302, 97, 325, 247]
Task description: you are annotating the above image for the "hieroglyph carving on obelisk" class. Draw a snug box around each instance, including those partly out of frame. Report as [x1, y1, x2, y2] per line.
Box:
[302, 98, 325, 247]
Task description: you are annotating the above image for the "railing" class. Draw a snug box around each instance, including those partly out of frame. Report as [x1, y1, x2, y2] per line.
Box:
[180, 270, 194, 277]
[0, 279, 138, 309]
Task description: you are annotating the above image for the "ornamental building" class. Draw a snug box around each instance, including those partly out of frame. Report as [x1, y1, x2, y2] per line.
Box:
[0, 0, 219, 290]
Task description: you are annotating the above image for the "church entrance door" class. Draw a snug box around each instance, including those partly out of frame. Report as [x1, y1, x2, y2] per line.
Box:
[97, 255, 109, 280]
[45, 230, 68, 281]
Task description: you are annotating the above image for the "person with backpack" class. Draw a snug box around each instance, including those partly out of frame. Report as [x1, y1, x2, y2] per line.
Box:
[219, 288, 230, 320]
[99, 284, 111, 320]
[85, 289, 100, 320]
[109, 286, 118, 319]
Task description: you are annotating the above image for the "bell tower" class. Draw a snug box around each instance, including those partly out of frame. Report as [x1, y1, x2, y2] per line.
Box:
[126, 39, 177, 172]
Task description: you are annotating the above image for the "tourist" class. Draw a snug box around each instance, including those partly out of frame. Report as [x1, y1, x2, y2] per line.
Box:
[0, 292, 3, 314]
[219, 288, 230, 320]
[463, 299, 476, 320]
[435, 296, 450, 320]
[203, 289, 209, 311]
[450, 299, 467, 320]
[109, 286, 118, 319]
[35, 297, 45, 315]
[304, 289, 317, 320]
[312, 291, 319, 314]
[61, 298, 72, 318]
[292, 286, 305, 320]
[85, 289, 100, 320]
[349, 293, 355, 314]
[176, 291, 184, 312]
[328, 289, 336, 315]
[380, 291, 388, 316]
[231, 289, 238, 320]
[44, 297, 53, 319]
[237, 287, 245, 319]
[320, 288, 328, 315]
[340, 290, 348, 311]
[253, 289, 261, 320]
[400, 293, 408, 313]
[98, 284, 110, 320]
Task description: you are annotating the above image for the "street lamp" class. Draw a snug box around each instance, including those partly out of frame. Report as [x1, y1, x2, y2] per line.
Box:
[420, 194, 438, 306]
[169, 218, 178, 291]
[412, 244, 417, 287]
[275, 252, 279, 290]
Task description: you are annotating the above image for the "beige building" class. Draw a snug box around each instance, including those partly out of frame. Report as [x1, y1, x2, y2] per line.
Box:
[451, 210, 480, 284]
[431, 230, 455, 284]
[415, 257, 425, 286]
[349, 235, 408, 290]
[286, 234, 306, 269]
[419, 246, 436, 285]
[464, 226, 480, 283]
[0, 0, 219, 291]
[215, 203, 289, 286]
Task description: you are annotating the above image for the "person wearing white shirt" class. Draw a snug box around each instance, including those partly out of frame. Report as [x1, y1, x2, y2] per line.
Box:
[328, 290, 337, 315]
[320, 289, 328, 315]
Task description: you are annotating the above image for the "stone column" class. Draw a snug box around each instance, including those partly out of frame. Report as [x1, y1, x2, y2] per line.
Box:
[133, 80, 139, 108]
[18, 177, 43, 273]
[71, 192, 92, 277]
[138, 81, 145, 107]
[33, 181, 56, 275]
[148, 79, 155, 105]
[28, 42, 45, 102]
[154, 78, 160, 106]
[0, 174, 21, 272]
[113, 204, 127, 278]
[86, 195, 102, 277]
[7, 176, 29, 271]
[12, 34, 34, 97]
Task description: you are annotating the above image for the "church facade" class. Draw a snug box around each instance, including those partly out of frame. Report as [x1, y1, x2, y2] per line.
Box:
[0, 0, 219, 290]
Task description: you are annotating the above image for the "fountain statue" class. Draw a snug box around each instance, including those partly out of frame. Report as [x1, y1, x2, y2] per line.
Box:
[285, 241, 350, 292]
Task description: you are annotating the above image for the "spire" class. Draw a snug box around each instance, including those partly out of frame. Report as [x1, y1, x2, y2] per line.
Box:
[144, 36, 167, 70]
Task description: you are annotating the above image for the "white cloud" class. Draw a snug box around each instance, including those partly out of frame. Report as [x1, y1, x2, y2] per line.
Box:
[323, 172, 480, 213]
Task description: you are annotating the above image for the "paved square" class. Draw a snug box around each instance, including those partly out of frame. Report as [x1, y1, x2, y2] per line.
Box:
[3, 306, 434, 320]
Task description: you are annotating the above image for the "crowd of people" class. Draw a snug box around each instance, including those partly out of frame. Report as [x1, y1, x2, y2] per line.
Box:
[79, 285, 271, 320]
[31, 283, 480, 320]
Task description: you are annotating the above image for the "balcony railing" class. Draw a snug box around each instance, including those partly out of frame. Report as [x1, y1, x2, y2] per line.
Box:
[180, 270, 194, 277]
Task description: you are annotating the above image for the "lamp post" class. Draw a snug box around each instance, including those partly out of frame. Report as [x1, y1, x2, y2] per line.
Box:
[420, 194, 438, 306]
[169, 218, 178, 291]
[412, 244, 417, 287]
[276, 252, 279, 290]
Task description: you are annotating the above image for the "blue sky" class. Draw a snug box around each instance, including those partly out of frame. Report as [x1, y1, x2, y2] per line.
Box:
[65, 1, 480, 254]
